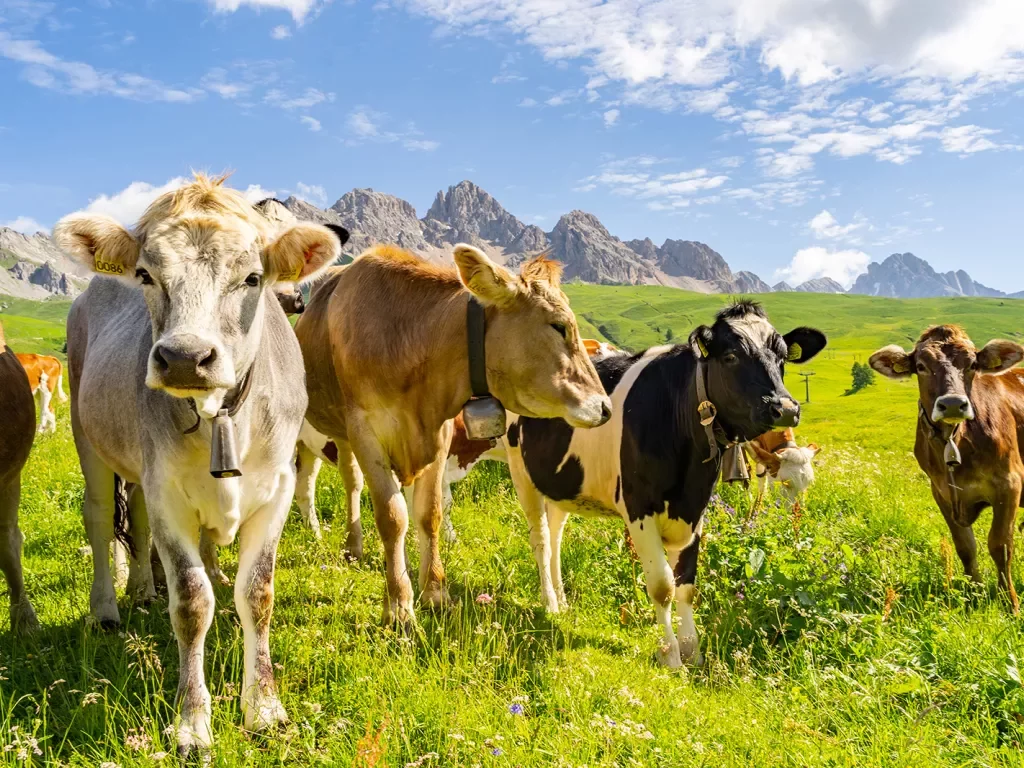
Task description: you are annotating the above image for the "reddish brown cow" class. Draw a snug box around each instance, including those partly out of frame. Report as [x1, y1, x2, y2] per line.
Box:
[871, 325, 1024, 612]
[16, 353, 66, 433]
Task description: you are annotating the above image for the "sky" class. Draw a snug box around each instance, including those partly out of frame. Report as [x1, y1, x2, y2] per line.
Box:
[1, 0, 1023, 291]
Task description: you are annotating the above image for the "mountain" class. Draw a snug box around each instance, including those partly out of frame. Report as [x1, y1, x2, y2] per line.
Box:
[848, 253, 1005, 299]
[0, 227, 89, 299]
[795, 277, 845, 294]
[773, 281, 795, 292]
[535, 210, 655, 284]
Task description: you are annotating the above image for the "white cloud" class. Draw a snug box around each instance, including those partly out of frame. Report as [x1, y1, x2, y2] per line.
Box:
[344, 106, 440, 151]
[208, 0, 322, 23]
[578, 158, 729, 207]
[603, 109, 620, 127]
[809, 210, 866, 241]
[300, 115, 322, 132]
[201, 68, 252, 99]
[0, 32, 202, 102]
[3, 216, 48, 234]
[518, 97, 538, 107]
[773, 246, 870, 289]
[271, 25, 292, 39]
[939, 124, 1013, 154]
[492, 53, 526, 83]
[265, 87, 332, 109]
[242, 184, 277, 203]
[84, 178, 188, 225]
[294, 182, 326, 205]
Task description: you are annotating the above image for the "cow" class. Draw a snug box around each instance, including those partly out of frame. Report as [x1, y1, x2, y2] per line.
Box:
[505, 301, 826, 668]
[870, 325, 1024, 613]
[0, 323, 39, 633]
[55, 174, 343, 753]
[294, 244, 611, 626]
[744, 428, 821, 503]
[16, 353, 67, 433]
[294, 340, 623, 549]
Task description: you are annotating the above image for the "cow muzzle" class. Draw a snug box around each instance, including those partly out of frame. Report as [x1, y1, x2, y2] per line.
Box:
[566, 394, 613, 428]
[148, 334, 232, 393]
[276, 290, 305, 315]
[933, 394, 974, 424]
[768, 396, 800, 429]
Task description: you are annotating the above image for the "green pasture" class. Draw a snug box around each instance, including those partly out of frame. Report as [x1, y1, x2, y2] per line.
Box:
[2, 288, 1024, 766]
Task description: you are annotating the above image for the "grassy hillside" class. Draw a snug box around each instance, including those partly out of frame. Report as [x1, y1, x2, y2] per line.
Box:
[3, 288, 1024, 766]
[0, 296, 72, 356]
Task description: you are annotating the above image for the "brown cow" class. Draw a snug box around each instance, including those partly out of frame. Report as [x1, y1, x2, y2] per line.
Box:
[871, 325, 1024, 612]
[16, 353, 67, 433]
[744, 428, 821, 502]
[0, 322, 39, 632]
[294, 243, 611, 625]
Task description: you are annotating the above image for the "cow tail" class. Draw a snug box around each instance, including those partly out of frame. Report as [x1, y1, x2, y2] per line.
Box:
[113, 474, 137, 558]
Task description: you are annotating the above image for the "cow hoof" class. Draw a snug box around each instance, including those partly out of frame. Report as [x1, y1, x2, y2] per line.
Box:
[656, 644, 683, 669]
[244, 696, 289, 732]
[420, 586, 456, 611]
[175, 725, 213, 761]
[678, 635, 703, 666]
[382, 599, 416, 630]
[207, 568, 231, 588]
[343, 536, 364, 563]
[10, 602, 40, 634]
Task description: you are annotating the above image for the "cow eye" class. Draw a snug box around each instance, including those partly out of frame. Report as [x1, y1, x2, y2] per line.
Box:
[916, 363, 927, 374]
[723, 352, 738, 364]
[551, 323, 567, 338]
[245, 273, 262, 288]
[135, 268, 153, 286]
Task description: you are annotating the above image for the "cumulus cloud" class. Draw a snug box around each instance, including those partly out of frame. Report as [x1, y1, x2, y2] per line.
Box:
[265, 87, 333, 110]
[300, 115, 322, 131]
[603, 108, 620, 127]
[84, 178, 188, 225]
[3, 216, 48, 234]
[808, 210, 866, 241]
[773, 246, 870, 288]
[242, 184, 277, 202]
[294, 182, 326, 205]
[271, 25, 292, 39]
[344, 106, 440, 151]
[208, 0, 322, 23]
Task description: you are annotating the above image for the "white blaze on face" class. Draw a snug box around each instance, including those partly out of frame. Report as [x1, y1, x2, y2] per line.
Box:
[727, 315, 775, 350]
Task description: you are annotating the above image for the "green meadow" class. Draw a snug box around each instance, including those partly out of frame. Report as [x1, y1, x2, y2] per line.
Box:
[3, 288, 1024, 766]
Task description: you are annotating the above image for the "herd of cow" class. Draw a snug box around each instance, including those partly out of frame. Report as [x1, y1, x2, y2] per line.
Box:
[0, 174, 1021, 754]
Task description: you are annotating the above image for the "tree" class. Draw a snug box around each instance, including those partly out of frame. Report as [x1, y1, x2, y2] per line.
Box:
[665, 328, 675, 341]
[846, 361, 875, 395]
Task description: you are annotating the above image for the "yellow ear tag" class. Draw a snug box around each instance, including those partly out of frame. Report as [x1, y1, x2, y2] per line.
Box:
[289, 264, 304, 282]
[697, 338, 708, 358]
[786, 343, 802, 361]
[892, 361, 910, 373]
[94, 254, 124, 276]
[986, 357, 1001, 370]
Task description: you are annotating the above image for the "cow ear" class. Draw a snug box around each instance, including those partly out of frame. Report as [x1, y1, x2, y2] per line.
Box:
[53, 213, 139, 280]
[583, 339, 600, 356]
[265, 223, 341, 285]
[689, 325, 713, 358]
[325, 224, 350, 247]
[453, 244, 518, 307]
[783, 327, 827, 363]
[869, 345, 913, 379]
[977, 339, 1024, 374]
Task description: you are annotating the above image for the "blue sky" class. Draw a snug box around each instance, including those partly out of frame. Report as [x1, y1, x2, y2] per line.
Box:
[1, 0, 1023, 290]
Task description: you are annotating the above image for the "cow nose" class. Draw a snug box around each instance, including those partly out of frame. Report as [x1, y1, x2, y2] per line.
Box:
[935, 394, 973, 420]
[293, 296, 305, 314]
[770, 397, 800, 428]
[599, 400, 612, 425]
[153, 336, 217, 381]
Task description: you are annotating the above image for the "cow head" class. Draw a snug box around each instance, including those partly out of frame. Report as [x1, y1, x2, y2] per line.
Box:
[870, 325, 1024, 425]
[274, 283, 306, 315]
[690, 301, 826, 439]
[54, 174, 342, 416]
[452, 244, 611, 428]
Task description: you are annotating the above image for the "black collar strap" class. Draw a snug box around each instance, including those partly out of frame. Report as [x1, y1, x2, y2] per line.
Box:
[183, 363, 256, 435]
[467, 297, 489, 397]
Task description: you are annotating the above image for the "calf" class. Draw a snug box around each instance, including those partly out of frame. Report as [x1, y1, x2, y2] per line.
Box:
[0, 323, 39, 633]
[744, 428, 821, 502]
[16, 353, 67, 433]
[295, 244, 611, 625]
[56, 174, 342, 753]
[870, 325, 1024, 612]
[505, 301, 826, 667]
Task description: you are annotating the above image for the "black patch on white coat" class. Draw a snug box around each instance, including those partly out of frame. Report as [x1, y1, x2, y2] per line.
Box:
[675, 534, 701, 586]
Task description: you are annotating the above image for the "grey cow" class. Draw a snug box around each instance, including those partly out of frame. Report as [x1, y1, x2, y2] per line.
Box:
[55, 174, 340, 754]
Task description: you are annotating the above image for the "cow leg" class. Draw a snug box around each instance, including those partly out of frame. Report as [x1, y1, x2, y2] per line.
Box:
[933, 487, 980, 582]
[410, 437, 453, 609]
[199, 529, 230, 587]
[547, 502, 570, 610]
[38, 382, 54, 433]
[125, 487, 156, 604]
[112, 539, 129, 591]
[671, 520, 703, 666]
[153, 517, 215, 755]
[0, 476, 39, 633]
[989, 489, 1020, 614]
[507, 451, 560, 612]
[236, 489, 290, 732]
[294, 442, 323, 540]
[350, 429, 414, 626]
[441, 477, 457, 544]
[74, 442, 120, 627]
[627, 517, 680, 668]
[335, 439, 365, 561]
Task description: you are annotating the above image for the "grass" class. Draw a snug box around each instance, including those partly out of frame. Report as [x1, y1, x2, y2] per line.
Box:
[3, 287, 1024, 766]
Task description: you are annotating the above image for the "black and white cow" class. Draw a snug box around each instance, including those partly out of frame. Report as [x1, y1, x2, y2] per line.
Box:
[505, 301, 826, 668]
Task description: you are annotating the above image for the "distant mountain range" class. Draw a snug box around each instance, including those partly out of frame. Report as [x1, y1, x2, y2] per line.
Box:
[0, 179, 1018, 301]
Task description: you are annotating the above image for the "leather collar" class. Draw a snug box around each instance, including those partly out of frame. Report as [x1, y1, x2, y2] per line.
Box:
[467, 297, 489, 398]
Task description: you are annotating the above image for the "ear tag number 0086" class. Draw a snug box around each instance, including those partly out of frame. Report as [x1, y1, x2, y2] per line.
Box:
[94, 255, 124, 276]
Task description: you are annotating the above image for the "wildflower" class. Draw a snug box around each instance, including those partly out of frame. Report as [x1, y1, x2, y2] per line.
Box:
[124, 727, 152, 753]
[405, 753, 439, 768]
[735, 591, 745, 601]
[491, 747, 503, 756]
[509, 704, 524, 716]
[80, 692, 101, 707]
[151, 752, 168, 761]
[476, 594, 493, 605]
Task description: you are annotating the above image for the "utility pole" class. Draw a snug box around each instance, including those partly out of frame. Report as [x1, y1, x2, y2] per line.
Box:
[799, 371, 816, 403]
